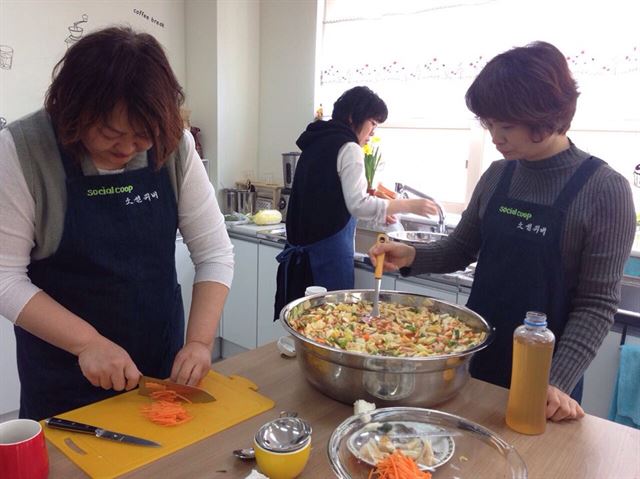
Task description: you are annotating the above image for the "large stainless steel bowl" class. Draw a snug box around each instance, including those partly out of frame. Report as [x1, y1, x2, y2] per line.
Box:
[280, 290, 493, 407]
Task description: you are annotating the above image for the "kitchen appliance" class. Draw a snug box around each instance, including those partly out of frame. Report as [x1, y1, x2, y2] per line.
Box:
[138, 376, 216, 403]
[278, 187, 292, 222]
[282, 152, 300, 189]
[328, 407, 527, 478]
[41, 370, 274, 478]
[280, 290, 493, 407]
[45, 418, 160, 447]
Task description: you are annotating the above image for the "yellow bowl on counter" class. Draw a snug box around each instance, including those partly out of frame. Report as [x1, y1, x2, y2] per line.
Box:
[253, 437, 311, 479]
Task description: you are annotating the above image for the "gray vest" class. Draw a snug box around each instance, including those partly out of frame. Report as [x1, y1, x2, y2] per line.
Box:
[7, 109, 186, 260]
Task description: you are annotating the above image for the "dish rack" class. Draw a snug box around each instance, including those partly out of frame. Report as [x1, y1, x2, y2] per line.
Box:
[236, 181, 282, 211]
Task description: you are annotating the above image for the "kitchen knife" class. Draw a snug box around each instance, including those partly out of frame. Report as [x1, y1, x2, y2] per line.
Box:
[45, 417, 161, 447]
[138, 375, 216, 403]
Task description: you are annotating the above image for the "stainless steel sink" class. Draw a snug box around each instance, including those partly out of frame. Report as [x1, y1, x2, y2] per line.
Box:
[387, 231, 447, 244]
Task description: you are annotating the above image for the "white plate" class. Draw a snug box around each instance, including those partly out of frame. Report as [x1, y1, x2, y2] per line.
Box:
[347, 420, 455, 471]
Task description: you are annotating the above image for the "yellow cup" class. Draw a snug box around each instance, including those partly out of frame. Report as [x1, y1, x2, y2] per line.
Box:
[253, 437, 311, 479]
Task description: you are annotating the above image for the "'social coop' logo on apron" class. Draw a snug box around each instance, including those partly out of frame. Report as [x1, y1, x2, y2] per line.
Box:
[498, 205, 533, 221]
[86, 185, 134, 197]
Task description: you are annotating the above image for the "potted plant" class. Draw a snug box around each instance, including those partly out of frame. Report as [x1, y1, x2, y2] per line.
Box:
[363, 136, 382, 195]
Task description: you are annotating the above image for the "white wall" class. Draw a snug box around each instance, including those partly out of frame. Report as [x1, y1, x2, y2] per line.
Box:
[0, 0, 185, 122]
[185, 0, 218, 183]
[215, 0, 261, 191]
[257, 0, 318, 183]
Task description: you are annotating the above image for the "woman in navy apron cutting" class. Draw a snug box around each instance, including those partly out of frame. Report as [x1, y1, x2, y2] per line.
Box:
[0, 28, 233, 420]
[369, 42, 636, 423]
[274, 87, 437, 319]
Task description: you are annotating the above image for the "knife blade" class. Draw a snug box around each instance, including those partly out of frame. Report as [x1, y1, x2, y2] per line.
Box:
[45, 417, 161, 447]
[138, 375, 216, 403]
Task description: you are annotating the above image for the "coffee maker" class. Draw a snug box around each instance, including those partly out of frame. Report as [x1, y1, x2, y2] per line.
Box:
[279, 152, 300, 221]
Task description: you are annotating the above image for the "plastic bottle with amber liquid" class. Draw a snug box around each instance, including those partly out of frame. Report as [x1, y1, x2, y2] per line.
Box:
[505, 311, 555, 435]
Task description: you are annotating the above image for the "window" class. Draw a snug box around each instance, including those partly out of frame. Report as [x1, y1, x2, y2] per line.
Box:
[316, 0, 640, 214]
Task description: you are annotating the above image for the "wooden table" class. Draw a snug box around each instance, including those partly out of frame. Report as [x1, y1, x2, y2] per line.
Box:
[47, 343, 640, 478]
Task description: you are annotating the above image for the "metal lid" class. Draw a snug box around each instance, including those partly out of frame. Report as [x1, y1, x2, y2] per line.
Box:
[254, 416, 312, 453]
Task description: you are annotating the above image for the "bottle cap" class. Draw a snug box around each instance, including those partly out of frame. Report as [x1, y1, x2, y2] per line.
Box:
[305, 286, 327, 296]
[524, 311, 547, 327]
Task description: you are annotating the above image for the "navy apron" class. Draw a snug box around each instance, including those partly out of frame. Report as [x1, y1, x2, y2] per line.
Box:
[276, 217, 357, 302]
[16, 147, 184, 420]
[467, 157, 603, 403]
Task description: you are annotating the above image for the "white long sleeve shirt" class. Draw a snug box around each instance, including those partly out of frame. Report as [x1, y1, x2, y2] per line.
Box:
[0, 128, 234, 323]
[336, 142, 389, 223]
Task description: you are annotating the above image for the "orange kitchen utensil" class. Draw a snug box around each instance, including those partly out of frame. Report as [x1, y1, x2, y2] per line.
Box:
[371, 233, 388, 318]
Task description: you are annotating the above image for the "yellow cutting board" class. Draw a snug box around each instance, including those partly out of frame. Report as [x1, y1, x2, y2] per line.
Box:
[42, 371, 274, 478]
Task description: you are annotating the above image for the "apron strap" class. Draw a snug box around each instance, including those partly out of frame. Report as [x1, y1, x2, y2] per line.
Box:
[553, 156, 604, 210]
[495, 160, 517, 196]
[276, 243, 308, 304]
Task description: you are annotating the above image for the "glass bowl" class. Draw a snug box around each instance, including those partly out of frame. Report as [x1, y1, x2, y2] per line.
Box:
[327, 407, 527, 479]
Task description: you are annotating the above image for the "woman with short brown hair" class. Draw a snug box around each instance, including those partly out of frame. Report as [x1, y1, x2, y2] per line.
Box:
[371, 41, 635, 422]
[0, 26, 233, 420]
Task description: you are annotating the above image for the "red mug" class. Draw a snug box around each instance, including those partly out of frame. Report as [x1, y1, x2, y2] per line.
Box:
[0, 419, 49, 479]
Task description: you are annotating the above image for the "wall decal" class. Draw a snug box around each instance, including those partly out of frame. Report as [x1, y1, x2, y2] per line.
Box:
[0, 45, 14, 70]
[65, 14, 88, 48]
[133, 8, 165, 28]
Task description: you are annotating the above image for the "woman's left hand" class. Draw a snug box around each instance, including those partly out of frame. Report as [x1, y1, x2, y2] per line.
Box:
[170, 340, 212, 386]
[546, 385, 585, 421]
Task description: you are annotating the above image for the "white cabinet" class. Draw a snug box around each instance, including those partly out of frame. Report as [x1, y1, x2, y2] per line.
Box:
[354, 265, 395, 291]
[0, 317, 20, 416]
[221, 238, 258, 350]
[457, 291, 470, 306]
[257, 244, 286, 346]
[395, 278, 458, 304]
[175, 236, 196, 338]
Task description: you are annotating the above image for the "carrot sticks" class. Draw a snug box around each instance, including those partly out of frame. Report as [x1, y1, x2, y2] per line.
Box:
[368, 450, 433, 479]
[140, 389, 193, 426]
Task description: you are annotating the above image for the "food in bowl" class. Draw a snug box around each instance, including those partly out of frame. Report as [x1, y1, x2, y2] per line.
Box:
[328, 407, 527, 479]
[289, 300, 486, 357]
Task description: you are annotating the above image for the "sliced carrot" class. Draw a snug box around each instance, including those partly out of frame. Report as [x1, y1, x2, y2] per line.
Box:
[369, 450, 432, 479]
[141, 389, 193, 426]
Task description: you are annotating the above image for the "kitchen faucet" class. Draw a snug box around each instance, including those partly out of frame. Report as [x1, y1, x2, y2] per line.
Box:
[395, 182, 447, 234]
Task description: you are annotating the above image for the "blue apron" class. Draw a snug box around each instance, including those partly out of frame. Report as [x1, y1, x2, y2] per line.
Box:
[276, 217, 357, 302]
[467, 157, 603, 402]
[16, 147, 184, 420]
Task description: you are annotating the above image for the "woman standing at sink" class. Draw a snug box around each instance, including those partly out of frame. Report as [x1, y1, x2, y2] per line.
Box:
[274, 86, 436, 318]
[370, 42, 636, 423]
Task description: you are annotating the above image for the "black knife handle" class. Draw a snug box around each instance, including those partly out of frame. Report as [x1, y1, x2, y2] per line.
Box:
[45, 417, 98, 435]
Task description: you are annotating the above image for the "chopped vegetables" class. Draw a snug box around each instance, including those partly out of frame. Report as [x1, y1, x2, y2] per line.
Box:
[368, 450, 433, 479]
[140, 388, 193, 426]
[290, 301, 485, 357]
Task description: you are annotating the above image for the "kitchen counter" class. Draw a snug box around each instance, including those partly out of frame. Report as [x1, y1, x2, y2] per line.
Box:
[47, 342, 640, 478]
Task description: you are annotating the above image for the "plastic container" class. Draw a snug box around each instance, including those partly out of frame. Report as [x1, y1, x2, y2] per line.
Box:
[506, 311, 555, 435]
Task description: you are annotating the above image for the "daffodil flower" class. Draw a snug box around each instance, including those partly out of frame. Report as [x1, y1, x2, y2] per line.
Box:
[363, 139, 383, 192]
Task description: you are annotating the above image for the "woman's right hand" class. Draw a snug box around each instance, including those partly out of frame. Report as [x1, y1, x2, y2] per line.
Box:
[77, 335, 141, 391]
[409, 198, 438, 217]
[369, 241, 417, 271]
